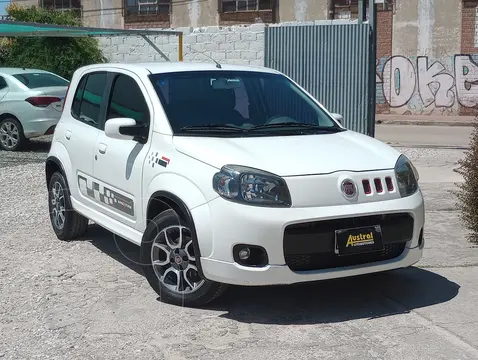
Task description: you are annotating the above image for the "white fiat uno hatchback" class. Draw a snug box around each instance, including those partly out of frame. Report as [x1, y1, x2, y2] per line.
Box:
[46, 62, 424, 307]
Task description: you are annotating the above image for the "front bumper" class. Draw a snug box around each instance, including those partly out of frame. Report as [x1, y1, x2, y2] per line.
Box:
[191, 189, 425, 286]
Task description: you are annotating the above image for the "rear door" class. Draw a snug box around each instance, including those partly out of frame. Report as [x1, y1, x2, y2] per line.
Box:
[61, 70, 108, 204]
[0, 76, 9, 101]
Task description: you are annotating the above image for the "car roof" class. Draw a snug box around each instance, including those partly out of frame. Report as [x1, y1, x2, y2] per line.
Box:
[80, 61, 282, 75]
[0, 67, 53, 75]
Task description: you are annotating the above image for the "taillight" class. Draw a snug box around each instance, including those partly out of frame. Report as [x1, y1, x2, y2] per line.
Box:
[62, 84, 70, 111]
[25, 96, 62, 107]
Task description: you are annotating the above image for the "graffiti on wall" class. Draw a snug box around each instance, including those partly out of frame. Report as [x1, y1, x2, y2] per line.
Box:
[376, 54, 478, 113]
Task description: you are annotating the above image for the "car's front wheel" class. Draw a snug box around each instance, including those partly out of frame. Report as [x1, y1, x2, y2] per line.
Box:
[0, 117, 26, 151]
[141, 209, 228, 307]
[48, 171, 89, 241]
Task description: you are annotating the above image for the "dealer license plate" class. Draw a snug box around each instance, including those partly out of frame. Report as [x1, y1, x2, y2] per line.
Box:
[334, 225, 384, 256]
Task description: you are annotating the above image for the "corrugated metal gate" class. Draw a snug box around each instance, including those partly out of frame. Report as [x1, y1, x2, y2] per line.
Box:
[264, 23, 372, 135]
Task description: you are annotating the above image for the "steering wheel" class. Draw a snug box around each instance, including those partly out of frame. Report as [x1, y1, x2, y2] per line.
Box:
[265, 116, 298, 125]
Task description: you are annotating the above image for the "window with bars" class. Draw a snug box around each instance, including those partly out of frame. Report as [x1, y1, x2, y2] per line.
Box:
[41, 0, 81, 16]
[124, 0, 171, 22]
[219, 0, 275, 13]
[332, 0, 393, 19]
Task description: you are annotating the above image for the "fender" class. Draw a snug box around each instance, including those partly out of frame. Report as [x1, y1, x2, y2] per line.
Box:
[46, 141, 75, 198]
[145, 173, 213, 216]
[0, 111, 21, 120]
[45, 155, 66, 183]
[145, 174, 219, 278]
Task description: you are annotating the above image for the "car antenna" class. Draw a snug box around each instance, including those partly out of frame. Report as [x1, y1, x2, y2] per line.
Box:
[186, 44, 222, 69]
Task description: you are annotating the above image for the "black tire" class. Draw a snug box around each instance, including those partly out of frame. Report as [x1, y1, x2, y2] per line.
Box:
[141, 209, 228, 307]
[48, 171, 89, 241]
[0, 117, 26, 151]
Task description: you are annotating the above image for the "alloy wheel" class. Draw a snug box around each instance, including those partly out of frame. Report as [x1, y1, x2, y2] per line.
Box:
[51, 181, 66, 230]
[151, 225, 205, 294]
[0, 121, 20, 150]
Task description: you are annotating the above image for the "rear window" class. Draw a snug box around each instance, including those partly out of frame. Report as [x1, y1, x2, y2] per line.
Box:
[13, 73, 69, 89]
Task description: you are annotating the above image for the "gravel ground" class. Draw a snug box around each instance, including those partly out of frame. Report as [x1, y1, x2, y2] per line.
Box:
[1, 139, 477, 360]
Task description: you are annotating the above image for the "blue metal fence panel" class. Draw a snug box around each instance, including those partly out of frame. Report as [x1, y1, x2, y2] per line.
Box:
[264, 23, 371, 135]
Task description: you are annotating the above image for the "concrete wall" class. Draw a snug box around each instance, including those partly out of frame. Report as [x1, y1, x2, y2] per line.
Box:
[376, 0, 469, 116]
[82, 0, 123, 28]
[376, 54, 478, 115]
[170, 0, 220, 28]
[279, 0, 329, 22]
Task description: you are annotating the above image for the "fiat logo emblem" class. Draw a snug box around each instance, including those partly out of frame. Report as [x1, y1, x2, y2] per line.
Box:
[341, 179, 356, 198]
[174, 254, 182, 265]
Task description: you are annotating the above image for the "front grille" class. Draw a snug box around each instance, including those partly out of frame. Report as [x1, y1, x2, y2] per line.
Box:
[283, 213, 413, 272]
[362, 176, 395, 195]
[285, 243, 406, 271]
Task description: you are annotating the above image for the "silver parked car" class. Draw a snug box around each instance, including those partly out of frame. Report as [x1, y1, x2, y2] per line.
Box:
[0, 68, 69, 151]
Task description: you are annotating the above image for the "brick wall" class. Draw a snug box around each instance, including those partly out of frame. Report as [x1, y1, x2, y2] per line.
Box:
[99, 23, 266, 65]
[99, 20, 360, 65]
[376, 9, 393, 114]
[461, 0, 478, 115]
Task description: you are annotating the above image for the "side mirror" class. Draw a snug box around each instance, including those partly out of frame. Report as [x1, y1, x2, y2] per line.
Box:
[105, 118, 148, 143]
[331, 113, 344, 125]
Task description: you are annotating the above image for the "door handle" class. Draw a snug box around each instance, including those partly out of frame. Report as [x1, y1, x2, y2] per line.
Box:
[65, 130, 71, 140]
[98, 143, 107, 154]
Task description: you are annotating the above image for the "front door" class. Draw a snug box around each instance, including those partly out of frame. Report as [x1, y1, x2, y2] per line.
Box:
[92, 70, 153, 232]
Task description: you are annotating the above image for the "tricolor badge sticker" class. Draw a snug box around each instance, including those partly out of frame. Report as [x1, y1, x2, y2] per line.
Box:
[157, 156, 170, 168]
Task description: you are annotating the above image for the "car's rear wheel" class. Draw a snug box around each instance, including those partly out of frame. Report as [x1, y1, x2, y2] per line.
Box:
[48, 171, 89, 241]
[141, 209, 228, 307]
[0, 117, 26, 151]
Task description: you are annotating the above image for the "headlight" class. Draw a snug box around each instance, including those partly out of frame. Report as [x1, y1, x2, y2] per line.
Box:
[394, 154, 419, 197]
[212, 165, 292, 207]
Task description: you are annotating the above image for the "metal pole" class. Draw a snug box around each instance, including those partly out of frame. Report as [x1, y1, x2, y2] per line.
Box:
[368, 0, 377, 137]
[358, 0, 364, 24]
[140, 34, 170, 61]
[178, 32, 183, 61]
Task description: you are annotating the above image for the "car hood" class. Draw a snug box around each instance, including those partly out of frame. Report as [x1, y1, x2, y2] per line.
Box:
[173, 130, 402, 177]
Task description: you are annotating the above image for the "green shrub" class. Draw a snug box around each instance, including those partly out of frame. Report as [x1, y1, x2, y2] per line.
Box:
[1, 4, 106, 80]
[455, 118, 478, 244]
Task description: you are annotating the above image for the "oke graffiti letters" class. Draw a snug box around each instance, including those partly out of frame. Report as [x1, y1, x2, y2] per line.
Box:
[376, 55, 478, 110]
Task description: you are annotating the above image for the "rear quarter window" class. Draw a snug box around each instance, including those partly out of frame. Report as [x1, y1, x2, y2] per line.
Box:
[13, 73, 69, 89]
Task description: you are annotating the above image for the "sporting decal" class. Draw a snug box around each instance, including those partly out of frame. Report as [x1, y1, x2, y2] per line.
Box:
[148, 152, 170, 168]
[158, 156, 170, 167]
[78, 175, 134, 216]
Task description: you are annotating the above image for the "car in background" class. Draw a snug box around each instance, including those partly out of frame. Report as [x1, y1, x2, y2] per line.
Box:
[0, 67, 69, 151]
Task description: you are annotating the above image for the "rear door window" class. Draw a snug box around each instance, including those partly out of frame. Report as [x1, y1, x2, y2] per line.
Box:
[13, 73, 69, 88]
[0, 77, 8, 90]
[70, 72, 107, 128]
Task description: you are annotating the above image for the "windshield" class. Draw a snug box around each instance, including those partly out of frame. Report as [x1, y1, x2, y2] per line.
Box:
[149, 70, 343, 136]
[13, 72, 69, 89]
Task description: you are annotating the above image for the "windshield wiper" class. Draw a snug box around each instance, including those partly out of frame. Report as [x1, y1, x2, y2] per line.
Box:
[248, 122, 344, 132]
[179, 124, 246, 132]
